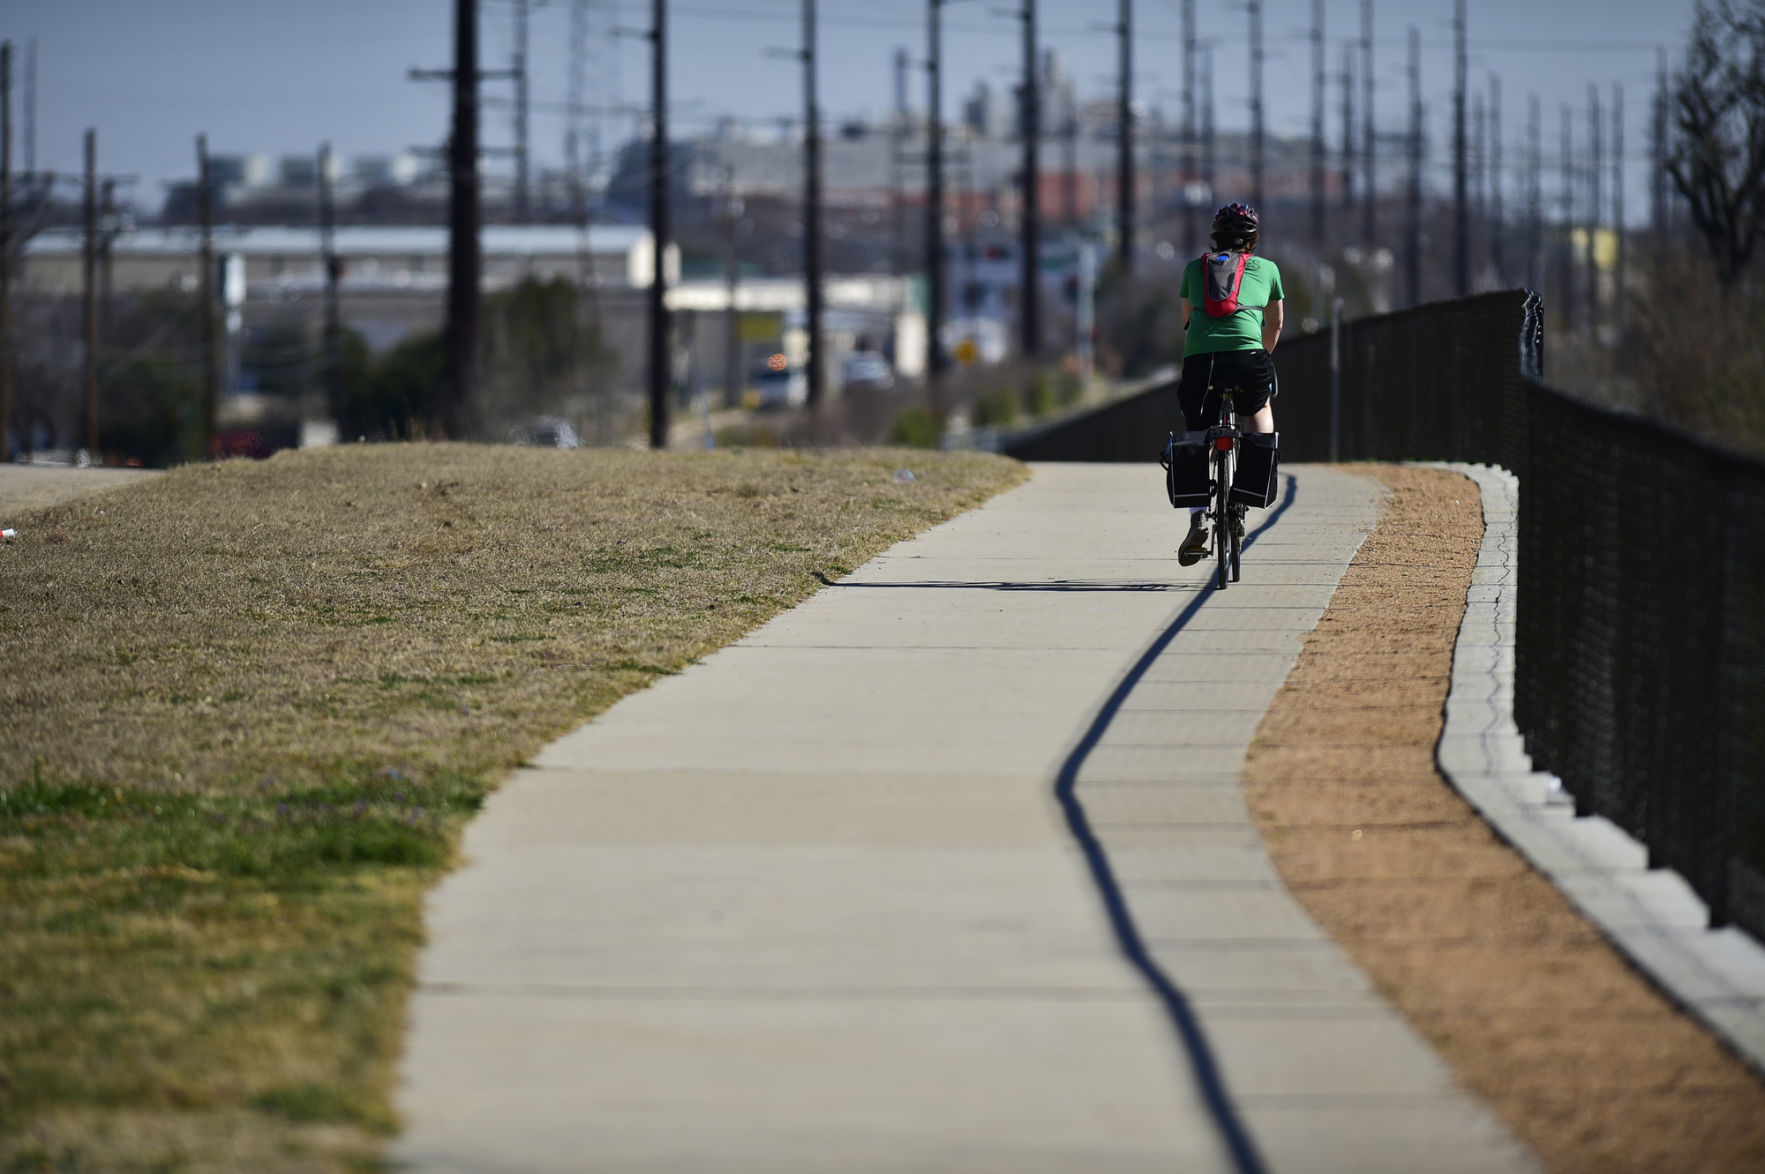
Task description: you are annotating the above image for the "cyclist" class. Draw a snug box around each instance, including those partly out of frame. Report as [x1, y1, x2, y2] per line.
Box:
[1175, 202, 1283, 565]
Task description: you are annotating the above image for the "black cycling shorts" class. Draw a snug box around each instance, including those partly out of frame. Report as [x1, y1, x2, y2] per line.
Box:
[1177, 349, 1276, 431]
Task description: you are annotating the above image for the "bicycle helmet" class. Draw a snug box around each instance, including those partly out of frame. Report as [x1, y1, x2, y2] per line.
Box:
[1211, 202, 1259, 250]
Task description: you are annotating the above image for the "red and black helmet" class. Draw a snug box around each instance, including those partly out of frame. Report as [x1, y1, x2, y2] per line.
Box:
[1211, 202, 1259, 246]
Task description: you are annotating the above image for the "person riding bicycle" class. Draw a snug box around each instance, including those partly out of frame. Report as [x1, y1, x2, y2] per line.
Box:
[1176, 202, 1284, 565]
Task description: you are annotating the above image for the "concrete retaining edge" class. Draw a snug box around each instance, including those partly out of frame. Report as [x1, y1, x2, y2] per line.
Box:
[1435, 461, 1765, 1079]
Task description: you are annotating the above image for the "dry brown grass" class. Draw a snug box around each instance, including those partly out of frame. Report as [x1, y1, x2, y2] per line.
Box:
[0, 443, 1025, 1172]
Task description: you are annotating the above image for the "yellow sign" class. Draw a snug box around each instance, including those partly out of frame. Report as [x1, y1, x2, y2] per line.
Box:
[954, 337, 978, 366]
[738, 312, 780, 344]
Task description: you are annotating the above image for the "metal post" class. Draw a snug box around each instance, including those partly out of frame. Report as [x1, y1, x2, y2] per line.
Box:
[648, 0, 670, 446]
[1329, 297, 1342, 462]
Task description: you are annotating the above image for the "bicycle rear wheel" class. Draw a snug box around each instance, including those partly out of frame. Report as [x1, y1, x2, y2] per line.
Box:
[1215, 448, 1232, 591]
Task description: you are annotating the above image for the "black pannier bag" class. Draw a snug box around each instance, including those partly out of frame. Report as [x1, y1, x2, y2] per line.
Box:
[1231, 431, 1280, 508]
[1160, 431, 1211, 508]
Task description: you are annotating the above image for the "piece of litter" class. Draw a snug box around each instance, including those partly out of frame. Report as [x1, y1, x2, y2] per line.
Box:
[892, 469, 916, 484]
[0, 529, 15, 540]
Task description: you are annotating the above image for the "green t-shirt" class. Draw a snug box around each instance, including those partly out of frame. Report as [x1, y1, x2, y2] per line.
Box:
[1179, 253, 1284, 357]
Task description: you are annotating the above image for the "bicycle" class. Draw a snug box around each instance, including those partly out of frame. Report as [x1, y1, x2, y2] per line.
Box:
[1203, 389, 1249, 590]
[1161, 378, 1278, 592]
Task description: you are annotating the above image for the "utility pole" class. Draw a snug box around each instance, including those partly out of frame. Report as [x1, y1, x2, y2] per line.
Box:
[803, 0, 825, 405]
[1452, 0, 1468, 296]
[99, 179, 116, 321]
[0, 42, 12, 463]
[1527, 93, 1542, 292]
[1019, 0, 1040, 361]
[721, 164, 741, 408]
[1311, 0, 1326, 246]
[21, 39, 32, 177]
[84, 130, 99, 459]
[1116, 0, 1133, 272]
[1489, 74, 1504, 286]
[319, 143, 345, 431]
[892, 48, 909, 271]
[925, 0, 948, 384]
[1201, 44, 1215, 212]
[648, 0, 669, 446]
[1405, 25, 1421, 307]
[443, 0, 482, 439]
[1248, 0, 1264, 212]
[1340, 45, 1356, 216]
[567, 0, 588, 227]
[513, 0, 531, 220]
[1063, 112, 1078, 226]
[1182, 0, 1198, 248]
[1612, 82, 1625, 334]
[197, 134, 218, 456]
[1559, 105, 1575, 330]
[1360, 0, 1374, 246]
[1471, 90, 1484, 288]
[1652, 47, 1669, 236]
[1587, 84, 1602, 334]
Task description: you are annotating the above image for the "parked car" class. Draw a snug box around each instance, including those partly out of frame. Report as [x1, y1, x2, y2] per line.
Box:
[840, 351, 895, 393]
[511, 417, 581, 448]
[753, 359, 808, 410]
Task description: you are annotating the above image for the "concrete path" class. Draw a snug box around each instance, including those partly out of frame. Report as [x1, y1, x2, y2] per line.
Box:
[394, 464, 1539, 1174]
[0, 464, 162, 517]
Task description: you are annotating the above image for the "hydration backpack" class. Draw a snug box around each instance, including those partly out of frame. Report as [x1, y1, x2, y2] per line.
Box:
[1201, 251, 1250, 316]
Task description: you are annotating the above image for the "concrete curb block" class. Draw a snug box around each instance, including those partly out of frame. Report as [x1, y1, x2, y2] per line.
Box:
[1433, 461, 1765, 1078]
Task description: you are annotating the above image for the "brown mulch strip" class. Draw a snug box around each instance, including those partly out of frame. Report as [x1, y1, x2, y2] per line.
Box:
[1243, 464, 1765, 1174]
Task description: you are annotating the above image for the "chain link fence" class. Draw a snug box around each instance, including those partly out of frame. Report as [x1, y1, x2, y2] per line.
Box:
[1010, 289, 1765, 938]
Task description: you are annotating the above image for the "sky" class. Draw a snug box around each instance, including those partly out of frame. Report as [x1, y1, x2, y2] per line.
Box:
[4, 0, 1694, 220]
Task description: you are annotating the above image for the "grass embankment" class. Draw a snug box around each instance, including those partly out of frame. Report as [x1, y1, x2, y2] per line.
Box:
[0, 444, 1025, 1172]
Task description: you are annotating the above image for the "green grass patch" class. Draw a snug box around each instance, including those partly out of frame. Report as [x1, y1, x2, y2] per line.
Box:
[0, 444, 1024, 1170]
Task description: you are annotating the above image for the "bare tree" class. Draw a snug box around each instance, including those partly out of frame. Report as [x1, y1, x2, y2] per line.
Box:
[1666, 0, 1765, 287]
